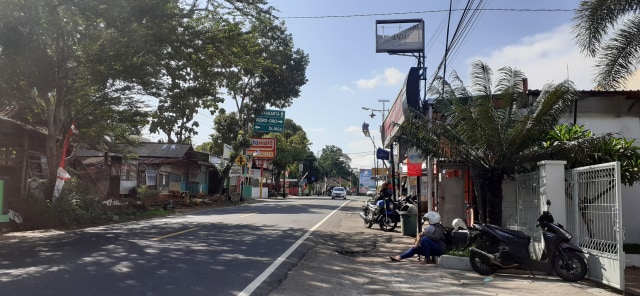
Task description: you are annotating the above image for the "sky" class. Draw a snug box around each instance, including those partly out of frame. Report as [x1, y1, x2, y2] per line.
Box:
[180, 0, 640, 171]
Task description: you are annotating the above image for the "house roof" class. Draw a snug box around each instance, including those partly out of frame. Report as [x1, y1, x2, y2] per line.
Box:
[130, 143, 194, 158]
[527, 89, 640, 100]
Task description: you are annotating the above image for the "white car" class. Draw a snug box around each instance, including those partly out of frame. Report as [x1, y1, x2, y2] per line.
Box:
[366, 189, 377, 197]
[331, 187, 347, 199]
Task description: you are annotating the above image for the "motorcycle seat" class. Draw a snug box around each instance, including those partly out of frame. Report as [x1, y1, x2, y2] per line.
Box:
[486, 224, 529, 239]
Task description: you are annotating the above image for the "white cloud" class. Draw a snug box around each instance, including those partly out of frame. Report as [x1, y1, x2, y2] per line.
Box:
[468, 24, 598, 90]
[336, 85, 354, 93]
[355, 67, 404, 89]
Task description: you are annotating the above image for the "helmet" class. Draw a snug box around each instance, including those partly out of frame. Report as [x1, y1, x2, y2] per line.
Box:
[452, 218, 467, 230]
[423, 211, 441, 224]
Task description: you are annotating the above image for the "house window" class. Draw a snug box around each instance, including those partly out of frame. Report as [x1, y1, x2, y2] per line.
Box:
[146, 170, 157, 186]
[0, 148, 18, 166]
[120, 163, 137, 181]
[189, 169, 199, 182]
[170, 173, 182, 183]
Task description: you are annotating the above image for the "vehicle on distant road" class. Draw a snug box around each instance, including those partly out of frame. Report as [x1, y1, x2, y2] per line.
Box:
[331, 187, 347, 199]
[366, 189, 377, 197]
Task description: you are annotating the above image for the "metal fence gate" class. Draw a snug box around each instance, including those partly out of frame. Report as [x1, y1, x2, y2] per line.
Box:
[565, 162, 625, 291]
[513, 162, 625, 290]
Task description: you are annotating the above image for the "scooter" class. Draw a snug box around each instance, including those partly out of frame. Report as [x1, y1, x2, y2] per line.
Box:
[466, 200, 588, 282]
[358, 197, 400, 231]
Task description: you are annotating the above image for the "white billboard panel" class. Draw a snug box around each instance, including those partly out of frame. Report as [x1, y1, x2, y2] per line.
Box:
[376, 19, 424, 53]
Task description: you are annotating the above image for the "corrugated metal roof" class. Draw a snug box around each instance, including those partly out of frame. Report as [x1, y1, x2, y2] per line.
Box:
[138, 157, 183, 165]
[131, 143, 193, 158]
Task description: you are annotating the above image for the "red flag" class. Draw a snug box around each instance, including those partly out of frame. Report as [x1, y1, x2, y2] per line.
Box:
[58, 122, 78, 169]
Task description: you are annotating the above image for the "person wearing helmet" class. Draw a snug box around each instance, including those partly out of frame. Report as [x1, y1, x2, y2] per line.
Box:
[374, 181, 393, 215]
[376, 181, 392, 201]
[389, 211, 447, 262]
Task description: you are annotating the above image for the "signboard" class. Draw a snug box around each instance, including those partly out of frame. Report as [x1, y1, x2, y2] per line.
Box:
[407, 149, 423, 177]
[372, 168, 389, 176]
[253, 109, 285, 133]
[229, 165, 242, 177]
[382, 67, 420, 147]
[247, 137, 277, 159]
[235, 155, 247, 166]
[375, 19, 424, 53]
[376, 148, 390, 160]
[358, 169, 375, 194]
[223, 144, 233, 159]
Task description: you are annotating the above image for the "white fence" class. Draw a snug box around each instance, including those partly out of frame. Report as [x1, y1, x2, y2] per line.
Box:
[513, 162, 624, 291]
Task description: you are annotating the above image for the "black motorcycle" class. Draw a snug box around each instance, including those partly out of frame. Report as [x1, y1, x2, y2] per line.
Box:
[358, 197, 400, 231]
[466, 200, 588, 282]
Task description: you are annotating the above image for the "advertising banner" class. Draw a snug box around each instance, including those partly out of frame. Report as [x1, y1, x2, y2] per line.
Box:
[358, 169, 375, 194]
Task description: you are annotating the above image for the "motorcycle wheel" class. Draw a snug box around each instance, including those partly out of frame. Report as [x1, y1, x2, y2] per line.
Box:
[553, 251, 588, 282]
[378, 215, 397, 231]
[364, 209, 373, 228]
[469, 235, 499, 275]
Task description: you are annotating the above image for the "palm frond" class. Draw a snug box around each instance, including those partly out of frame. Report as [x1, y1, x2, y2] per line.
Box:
[594, 16, 640, 90]
[494, 66, 526, 94]
[572, 0, 637, 57]
[469, 60, 492, 96]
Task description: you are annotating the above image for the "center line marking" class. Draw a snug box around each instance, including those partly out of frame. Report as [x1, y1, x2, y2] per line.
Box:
[151, 227, 199, 240]
[240, 213, 257, 218]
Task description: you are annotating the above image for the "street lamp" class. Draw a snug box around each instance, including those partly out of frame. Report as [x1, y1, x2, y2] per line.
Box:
[362, 99, 390, 184]
[362, 122, 378, 186]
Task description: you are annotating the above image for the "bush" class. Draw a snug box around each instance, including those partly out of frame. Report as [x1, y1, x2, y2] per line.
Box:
[446, 248, 470, 257]
[48, 178, 105, 228]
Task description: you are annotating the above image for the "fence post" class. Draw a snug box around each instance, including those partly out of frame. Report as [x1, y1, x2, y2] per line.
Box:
[537, 160, 567, 226]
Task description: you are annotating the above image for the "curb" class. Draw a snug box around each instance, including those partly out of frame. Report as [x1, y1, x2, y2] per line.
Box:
[438, 254, 473, 271]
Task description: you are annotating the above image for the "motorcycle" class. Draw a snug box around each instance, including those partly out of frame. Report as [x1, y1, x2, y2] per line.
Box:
[466, 200, 588, 282]
[358, 196, 400, 231]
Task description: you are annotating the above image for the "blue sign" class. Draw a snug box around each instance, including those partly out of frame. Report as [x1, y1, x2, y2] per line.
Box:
[376, 148, 390, 160]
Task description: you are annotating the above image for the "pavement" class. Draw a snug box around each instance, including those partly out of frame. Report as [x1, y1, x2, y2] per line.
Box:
[270, 195, 638, 296]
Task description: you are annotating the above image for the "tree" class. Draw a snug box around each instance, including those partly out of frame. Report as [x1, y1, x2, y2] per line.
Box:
[222, 18, 309, 132]
[0, 0, 183, 180]
[397, 60, 579, 225]
[266, 119, 311, 190]
[317, 145, 352, 181]
[573, 0, 640, 90]
[535, 123, 640, 186]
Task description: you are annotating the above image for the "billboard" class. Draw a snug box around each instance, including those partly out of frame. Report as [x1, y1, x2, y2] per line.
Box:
[382, 67, 421, 148]
[375, 19, 424, 53]
[247, 137, 276, 159]
[358, 169, 376, 194]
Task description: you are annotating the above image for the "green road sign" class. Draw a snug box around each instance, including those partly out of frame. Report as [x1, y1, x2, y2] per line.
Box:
[253, 109, 285, 133]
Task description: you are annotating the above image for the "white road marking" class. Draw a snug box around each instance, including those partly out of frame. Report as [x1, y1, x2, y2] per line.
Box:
[150, 227, 199, 240]
[238, 199, 350, 296]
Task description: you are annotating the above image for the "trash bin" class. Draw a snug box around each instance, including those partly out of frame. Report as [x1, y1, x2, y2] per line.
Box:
[400, 212, 418, 237]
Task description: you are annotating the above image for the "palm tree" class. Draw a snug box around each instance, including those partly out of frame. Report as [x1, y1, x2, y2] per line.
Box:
[397, 60, 580, 225]
[572, 0, 640, 90]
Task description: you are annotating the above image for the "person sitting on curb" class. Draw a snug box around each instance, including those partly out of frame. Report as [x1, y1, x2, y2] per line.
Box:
[389, 211, 447, 262]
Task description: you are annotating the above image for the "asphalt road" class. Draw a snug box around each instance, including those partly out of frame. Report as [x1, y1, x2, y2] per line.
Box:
[0, 196, 351, 296]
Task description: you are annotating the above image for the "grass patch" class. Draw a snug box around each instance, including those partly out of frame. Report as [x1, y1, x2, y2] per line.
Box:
[446, 248, 470, 257]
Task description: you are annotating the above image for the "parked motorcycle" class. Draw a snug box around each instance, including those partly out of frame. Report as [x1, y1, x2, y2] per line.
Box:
[358, 197, 400, 231]
[466, 200, 588, 282]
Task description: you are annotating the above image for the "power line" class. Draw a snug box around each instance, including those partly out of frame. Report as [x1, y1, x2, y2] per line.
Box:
[280, 8, 574, 19]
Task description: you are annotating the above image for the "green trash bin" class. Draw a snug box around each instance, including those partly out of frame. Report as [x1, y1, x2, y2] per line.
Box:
[400, 212, 418, 237]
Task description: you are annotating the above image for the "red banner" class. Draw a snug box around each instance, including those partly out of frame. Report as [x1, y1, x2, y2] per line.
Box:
[407, 162, 421, 176]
